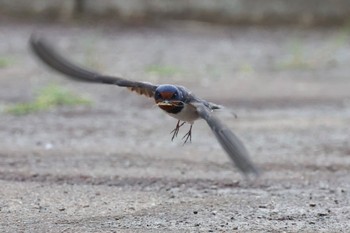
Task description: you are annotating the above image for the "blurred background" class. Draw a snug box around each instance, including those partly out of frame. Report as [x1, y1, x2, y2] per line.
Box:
[1, 0, 350, 108]
[1, 1, 350, 232]
[1, 0, 350, 25]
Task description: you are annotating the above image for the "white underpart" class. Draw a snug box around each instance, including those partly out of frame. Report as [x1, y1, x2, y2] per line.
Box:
[165, 104, 199, 124]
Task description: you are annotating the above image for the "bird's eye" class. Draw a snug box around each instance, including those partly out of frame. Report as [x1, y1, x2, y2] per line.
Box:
[155, 92, 161, 99]
[173, 92, 178, 98]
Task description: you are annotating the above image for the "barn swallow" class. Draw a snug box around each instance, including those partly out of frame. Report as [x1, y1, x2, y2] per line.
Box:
[29, 35, 259, 177]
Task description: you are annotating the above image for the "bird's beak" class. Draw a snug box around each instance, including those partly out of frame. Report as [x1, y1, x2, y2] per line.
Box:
[156, 101, 174, 106]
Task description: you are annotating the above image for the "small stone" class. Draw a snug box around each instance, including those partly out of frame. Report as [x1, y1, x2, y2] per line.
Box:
[193, 211, 198, 214]
[318, 212, 328, 217]
[309, 203, 316, 207]
[58, 207, 65, 211]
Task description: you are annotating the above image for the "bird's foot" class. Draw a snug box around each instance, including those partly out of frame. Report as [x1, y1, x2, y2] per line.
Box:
[170, 120, 185, 141]
[182, 125, 193, 144]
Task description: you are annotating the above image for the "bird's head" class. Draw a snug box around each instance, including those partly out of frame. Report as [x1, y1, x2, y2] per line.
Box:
[154, 85, 184, 113]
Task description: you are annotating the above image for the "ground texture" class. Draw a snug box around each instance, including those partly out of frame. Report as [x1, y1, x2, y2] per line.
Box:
[0, 21, 350, 232]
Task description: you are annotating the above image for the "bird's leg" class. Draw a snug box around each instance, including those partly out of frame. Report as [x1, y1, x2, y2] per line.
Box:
[182, 124, 193, 144]
[170, 120, 185, 141]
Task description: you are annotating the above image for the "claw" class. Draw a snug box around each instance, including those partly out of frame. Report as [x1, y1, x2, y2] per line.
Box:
[170, 121, 193, 144]
[170, 120, 185, 141]
[182, 124, 193, 144]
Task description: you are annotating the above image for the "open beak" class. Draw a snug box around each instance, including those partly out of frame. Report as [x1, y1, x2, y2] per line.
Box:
[156, 101, 174, 106]
[156, 100, 183, 107]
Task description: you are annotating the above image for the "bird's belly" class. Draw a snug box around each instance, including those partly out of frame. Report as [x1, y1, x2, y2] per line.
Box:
[164, 104, 199, 124]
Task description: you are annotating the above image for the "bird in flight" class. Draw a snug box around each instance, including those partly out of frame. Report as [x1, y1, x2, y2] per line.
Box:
[29, 35, 259, 177]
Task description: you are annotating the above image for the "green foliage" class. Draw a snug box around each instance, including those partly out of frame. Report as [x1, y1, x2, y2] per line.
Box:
[6, 85, 91, 116]
[277, 40, 312, 70]
[0, 57, 14, 68]
[277, 24, 350, 70]
[238, 63, 254, 74]
[145, 64, 182, 76]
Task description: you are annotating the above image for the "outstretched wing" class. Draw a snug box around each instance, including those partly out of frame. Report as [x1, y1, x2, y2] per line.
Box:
[193, 102, 259, 177]
[29, 35, 158, 98]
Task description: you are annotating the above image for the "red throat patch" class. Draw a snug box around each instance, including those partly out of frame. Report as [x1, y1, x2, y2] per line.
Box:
[160, 91, 174, 99]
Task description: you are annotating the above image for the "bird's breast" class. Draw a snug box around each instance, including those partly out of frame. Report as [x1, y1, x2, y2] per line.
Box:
[161, 103, 199, 124]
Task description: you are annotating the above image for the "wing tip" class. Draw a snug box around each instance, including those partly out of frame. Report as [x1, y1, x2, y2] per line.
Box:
[241, 166, 261, 179]
[29, 33, 43, 50]
[28, 33, 51, 62]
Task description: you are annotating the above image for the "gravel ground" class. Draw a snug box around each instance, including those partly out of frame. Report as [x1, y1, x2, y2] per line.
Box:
[0, 21, 350, 232]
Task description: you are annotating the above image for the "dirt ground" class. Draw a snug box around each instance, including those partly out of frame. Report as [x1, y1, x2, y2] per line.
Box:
[0, 20, 350, 232]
